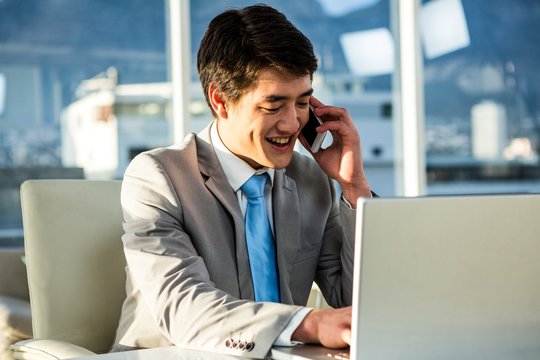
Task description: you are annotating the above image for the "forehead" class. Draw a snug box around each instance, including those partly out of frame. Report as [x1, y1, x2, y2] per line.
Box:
[248, 68, 312, 99]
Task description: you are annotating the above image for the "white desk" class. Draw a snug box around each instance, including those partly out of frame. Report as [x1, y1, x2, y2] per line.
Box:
[72, 345, 345, 360]
[75, 346, 242, 359]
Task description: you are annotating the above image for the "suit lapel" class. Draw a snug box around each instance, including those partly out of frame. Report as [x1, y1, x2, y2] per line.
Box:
[273, 169, 301, 305]
[195, 126, 255, 300]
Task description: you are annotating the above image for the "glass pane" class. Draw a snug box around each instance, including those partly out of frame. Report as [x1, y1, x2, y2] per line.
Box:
[0, 0, 169, 246]
[421, 0, 540, 194]
[190, 0, 397, 195]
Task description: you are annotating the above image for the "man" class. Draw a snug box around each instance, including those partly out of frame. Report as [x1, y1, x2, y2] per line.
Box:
[112, 4, 372, 359]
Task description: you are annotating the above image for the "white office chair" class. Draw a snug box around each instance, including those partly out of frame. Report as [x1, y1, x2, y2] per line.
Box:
[11, 180, 126, 360]
[10, 179, 332, 360]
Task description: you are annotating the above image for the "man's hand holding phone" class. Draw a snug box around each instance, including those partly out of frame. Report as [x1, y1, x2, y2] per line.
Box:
[301, 97, 372, 207]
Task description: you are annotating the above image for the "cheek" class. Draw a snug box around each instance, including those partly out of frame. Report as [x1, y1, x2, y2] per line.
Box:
[248, 118, 272, 140]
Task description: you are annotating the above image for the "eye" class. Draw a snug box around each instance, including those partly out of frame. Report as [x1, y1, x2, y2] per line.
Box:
[297, 96, 310, 108]
[261, 106, 281, 113]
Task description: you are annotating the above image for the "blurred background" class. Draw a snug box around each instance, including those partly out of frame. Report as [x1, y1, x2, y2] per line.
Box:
[1, 0, 540, 247]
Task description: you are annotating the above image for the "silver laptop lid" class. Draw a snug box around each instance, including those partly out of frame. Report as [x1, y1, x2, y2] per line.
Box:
[352, 194, 540, 360]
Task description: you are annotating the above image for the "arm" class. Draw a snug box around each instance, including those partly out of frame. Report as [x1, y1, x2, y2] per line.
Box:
[291, 97, 371, 348]
[289, 185, 355, 349]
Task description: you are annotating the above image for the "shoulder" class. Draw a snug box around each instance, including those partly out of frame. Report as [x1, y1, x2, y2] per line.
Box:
[121, 134, 210, 207]
[123, 133, 220, 193]
[126, 133, 203, 173]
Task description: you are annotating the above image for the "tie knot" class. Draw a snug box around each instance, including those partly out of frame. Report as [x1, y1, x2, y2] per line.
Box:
[242, 174, 268, 199]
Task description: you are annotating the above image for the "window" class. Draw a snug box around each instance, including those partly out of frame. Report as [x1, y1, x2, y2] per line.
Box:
[421, 0, 540, 194]
[4, 0, 537, 245]
[0, 0, 169, 245]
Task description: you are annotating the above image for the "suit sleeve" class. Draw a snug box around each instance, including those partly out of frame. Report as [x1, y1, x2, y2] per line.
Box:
[314, 179, 356, 308]
[120, 153, 300, 359]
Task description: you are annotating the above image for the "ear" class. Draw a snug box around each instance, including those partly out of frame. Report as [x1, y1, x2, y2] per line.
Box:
[208, 83, 229, 119]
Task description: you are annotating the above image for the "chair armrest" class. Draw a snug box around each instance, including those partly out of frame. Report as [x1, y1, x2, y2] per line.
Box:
[10, 339, 96, 360]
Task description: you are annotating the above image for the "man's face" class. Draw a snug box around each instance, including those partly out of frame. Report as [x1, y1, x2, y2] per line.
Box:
[217, 68, 312, 169]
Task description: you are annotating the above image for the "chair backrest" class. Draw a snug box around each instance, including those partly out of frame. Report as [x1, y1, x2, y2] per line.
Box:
[20, 180, 126, 353]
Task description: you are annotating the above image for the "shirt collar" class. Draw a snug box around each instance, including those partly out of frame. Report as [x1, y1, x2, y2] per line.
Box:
[210, 121, 275, 192]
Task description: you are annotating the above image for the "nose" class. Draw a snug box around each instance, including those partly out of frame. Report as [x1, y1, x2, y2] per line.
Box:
[277, 107, 301, 133]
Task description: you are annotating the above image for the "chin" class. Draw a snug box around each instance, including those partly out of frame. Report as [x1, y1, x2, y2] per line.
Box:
[267, 156, 293, 170]
[258, 147, 294, 169]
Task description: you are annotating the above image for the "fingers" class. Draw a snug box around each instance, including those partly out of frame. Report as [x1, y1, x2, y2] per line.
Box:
[292, 307, 352, 348]
[315, 114, 359, 150]
[316, 117, 352, 133]
[342, 329, 352, 345]
[319, 307, 352, 349]
[310, 96, 355, 131]
[309, 97, 355, 130]
[337, 308, 352, 347]
[314, 106, 353, 125]
[309, 96, 324, 108]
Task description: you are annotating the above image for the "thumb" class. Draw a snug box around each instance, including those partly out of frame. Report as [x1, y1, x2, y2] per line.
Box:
[342, 329, 352, 345]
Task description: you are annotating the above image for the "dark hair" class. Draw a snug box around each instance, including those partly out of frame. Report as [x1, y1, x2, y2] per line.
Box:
[197, 4, 318, 115]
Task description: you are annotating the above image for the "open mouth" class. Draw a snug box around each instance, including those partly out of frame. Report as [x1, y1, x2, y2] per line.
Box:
[266, 136, 291, 149]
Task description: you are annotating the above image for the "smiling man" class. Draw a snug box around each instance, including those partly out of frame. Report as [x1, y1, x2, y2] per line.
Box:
[112, 4, 372, 359]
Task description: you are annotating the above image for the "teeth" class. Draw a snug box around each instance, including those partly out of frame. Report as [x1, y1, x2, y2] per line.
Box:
[267, 137, 289, 145]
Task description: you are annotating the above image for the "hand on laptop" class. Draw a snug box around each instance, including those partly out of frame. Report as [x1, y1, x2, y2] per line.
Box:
[291, 306, 352, 348]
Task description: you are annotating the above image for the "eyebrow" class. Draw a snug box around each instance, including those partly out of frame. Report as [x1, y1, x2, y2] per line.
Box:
[263, 88, 314, 102]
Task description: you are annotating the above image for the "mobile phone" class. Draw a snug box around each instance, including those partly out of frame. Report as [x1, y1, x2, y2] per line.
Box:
[301, 106, 327, 153]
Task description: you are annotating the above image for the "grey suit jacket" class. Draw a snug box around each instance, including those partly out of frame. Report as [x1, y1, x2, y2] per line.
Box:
[112, 125, 356, 359]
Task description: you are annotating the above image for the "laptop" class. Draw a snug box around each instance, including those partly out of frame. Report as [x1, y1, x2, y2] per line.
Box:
[273, 194, 540, 359]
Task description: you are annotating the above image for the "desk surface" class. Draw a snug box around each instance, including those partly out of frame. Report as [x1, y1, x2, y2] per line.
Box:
[75, 346, 240, 360]
[72, 345, 344, 360]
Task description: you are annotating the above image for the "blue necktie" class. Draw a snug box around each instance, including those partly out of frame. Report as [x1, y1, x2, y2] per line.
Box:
[241, 174, 280, 302]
